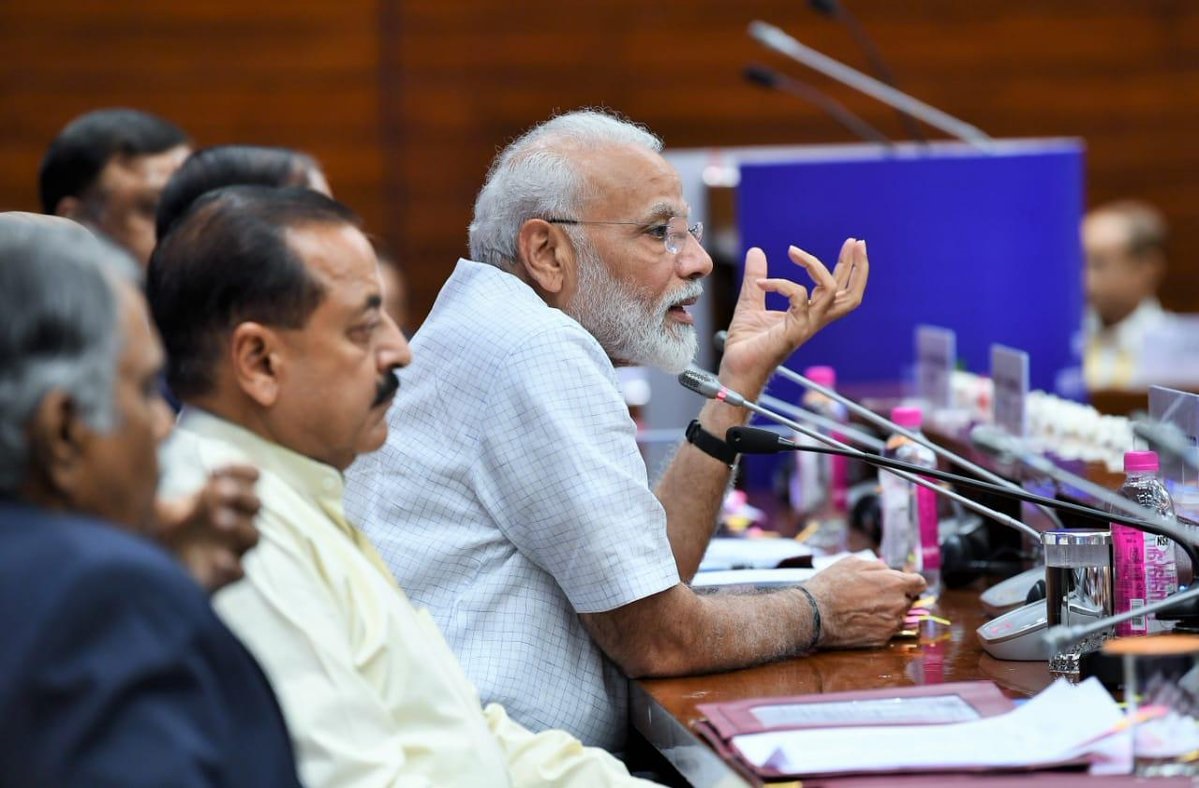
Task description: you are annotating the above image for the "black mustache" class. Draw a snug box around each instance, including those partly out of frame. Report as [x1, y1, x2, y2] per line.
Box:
[372, 369, 400, 408]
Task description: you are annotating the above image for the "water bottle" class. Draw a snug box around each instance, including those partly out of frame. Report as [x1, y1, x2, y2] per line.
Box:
[879, 406, 941, 595]
[1111, 450, 1178, 636]
[789, 366, 849, 552]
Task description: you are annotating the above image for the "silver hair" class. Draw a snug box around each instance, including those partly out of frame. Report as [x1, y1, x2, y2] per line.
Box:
[468, 109, 663, 269]
[0, 215, 138, 495]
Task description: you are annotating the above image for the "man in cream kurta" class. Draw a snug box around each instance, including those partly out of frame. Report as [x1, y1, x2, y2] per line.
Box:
[147, 187, 653, 788]
[160, 409, 649, 788]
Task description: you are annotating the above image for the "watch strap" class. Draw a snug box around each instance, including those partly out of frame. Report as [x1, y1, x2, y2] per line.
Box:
[685, 419, 738, 466]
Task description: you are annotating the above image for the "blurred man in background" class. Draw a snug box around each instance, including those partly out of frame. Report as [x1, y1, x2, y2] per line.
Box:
[1083, 199, 1169, 390]
[0, 214, 300, 787]
[39, 108, 190, 267]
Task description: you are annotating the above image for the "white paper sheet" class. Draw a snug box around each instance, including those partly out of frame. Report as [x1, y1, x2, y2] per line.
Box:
[750, 694, 981, 729]
[732, 678, 1123, 776]
[692, 550, 877, 590]
[697, 537, 813, 572]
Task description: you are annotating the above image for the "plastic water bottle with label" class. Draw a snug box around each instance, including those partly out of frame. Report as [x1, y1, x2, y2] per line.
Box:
[879, 406, 942, 595]
[789, 366, 849, 552]
[1111, 450, 1178, 636]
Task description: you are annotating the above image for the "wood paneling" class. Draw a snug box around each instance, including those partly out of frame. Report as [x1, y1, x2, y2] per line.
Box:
[2, 0, 1197, 322]
[0, 1, 387, 232]
[385, 0, 1199, 320]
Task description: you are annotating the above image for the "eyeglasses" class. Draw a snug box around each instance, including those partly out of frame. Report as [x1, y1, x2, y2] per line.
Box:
[547, 216, 704, 255]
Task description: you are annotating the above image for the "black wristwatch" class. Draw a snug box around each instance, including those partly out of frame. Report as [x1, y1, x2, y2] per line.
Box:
[685, 419, 738, 466]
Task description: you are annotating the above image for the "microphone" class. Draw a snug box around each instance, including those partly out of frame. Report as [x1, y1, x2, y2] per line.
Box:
[1132, 416, 1199, 472]
[679, 370, 1041, 541]
[726, 425, 1199, 568]
[678, 369, 747, 407]
[712, 331, 1064, 530]
[969, 424, 1198, 556]
[805, 0, 927, 143]
[748, 20, 993, 149]
[743, 63, 894, 147]
[758, 392, 885, 452]
[1044, 584, 1199, 655]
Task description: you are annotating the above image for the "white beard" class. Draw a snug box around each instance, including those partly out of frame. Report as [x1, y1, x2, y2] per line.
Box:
[566, 238, 700, 374]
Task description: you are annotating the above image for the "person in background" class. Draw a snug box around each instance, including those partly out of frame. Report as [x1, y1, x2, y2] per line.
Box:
[151, 186, 655, 787]
[155, 144, 331, 241]
[0, 215, 300, 787]
[39, 108, 191, 267]
[345, 109, 925, 750]
[1083, 199, 1170, 390]
[374, 240, 411, 334]
[2, 212, 261, 593]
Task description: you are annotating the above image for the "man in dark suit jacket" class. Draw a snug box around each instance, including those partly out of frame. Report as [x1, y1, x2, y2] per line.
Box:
[0, 214, 301, 787]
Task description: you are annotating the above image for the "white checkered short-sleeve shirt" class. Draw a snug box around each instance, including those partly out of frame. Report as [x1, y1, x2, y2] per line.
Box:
[345, 259, 679, 751]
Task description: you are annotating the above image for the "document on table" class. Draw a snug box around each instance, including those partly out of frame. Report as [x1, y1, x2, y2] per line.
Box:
[731, 678, 1124, 777]
[692, 549, 877, 590]
[750, 694, 982, 729]
[697, 537, 813, 571]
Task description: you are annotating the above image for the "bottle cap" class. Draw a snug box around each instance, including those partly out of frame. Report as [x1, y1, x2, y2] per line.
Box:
[804, 365, 836, 388]
[891, 406, 923, 429]
[1124, 450, 1159, 473]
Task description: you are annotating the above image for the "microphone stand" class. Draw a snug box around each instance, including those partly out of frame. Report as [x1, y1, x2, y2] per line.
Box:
[971, 426, 1197, 561]
[680, 369, 1042, 542]
[743, 63, 894, 148]
[1044, 585, 1199, 654]
[806, 0, 927, 143]
[758, 392, 885, 452]
[748, 20, 992, 150]
[713, 330, 1064, 531]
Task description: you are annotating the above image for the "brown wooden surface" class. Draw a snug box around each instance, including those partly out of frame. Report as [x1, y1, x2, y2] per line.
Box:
[2, 1, 1199, 327]
[0, 1, 388, 236]
[637, 588, 1054, 736]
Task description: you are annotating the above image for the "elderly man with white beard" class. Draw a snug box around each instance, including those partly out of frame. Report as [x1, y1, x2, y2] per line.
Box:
[345, 109, 925, 752]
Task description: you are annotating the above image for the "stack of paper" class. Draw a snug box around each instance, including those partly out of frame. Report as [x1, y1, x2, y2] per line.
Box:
[693, 548, 876, 590]
[729, 678, 1128, 778]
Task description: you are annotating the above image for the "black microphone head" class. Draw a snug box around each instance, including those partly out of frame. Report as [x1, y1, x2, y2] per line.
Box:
[743, 64, 780, 89]
[726, 426, 793, 454]
[808, 0, 840, 16]
[678, 369, 721, 399]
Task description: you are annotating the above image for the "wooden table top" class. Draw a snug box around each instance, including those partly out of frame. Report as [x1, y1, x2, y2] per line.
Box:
[636, 588, 1055, 736]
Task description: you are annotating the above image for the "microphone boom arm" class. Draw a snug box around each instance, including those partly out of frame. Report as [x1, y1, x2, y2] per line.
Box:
[756, 435, 1199, 571]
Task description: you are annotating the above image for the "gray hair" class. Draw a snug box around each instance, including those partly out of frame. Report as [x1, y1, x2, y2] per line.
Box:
[0, 215, 137, 495]
[468, 109, 663, 269]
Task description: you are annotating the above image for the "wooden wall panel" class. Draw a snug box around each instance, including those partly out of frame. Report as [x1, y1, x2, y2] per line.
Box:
[386, 0, 1199, 320]
[2, 0, 1197, 326]
[0, 1, 387, 233]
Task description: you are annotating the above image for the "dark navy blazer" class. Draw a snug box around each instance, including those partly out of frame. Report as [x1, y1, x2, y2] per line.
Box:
[0, 502, 302, 787]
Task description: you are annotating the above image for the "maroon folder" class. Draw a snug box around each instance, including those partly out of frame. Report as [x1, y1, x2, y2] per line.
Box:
[698, 680, 1014, 742]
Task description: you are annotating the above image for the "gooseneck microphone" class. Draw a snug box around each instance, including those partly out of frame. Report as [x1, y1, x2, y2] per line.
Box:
[969, 425, 1198, 555]
[678, 369, 1041, 541]
[727, 425, 1199, 570]
[748, 20, 992, 149]
[758, 391, 885, 451]
[805, 0, 926, 144]
[1044, 585, 1199, 654]
[712, 331, 1064, 530]
[743, 63, 893, 147]
[1132, 416, 1199, 473]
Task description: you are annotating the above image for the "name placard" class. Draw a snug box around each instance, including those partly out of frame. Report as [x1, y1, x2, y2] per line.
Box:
[916, 325, 955, 411]
[991, 345, 1029, 437]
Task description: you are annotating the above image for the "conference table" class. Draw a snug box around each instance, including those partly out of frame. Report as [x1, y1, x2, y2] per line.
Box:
[629, 584, 1195, 787]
